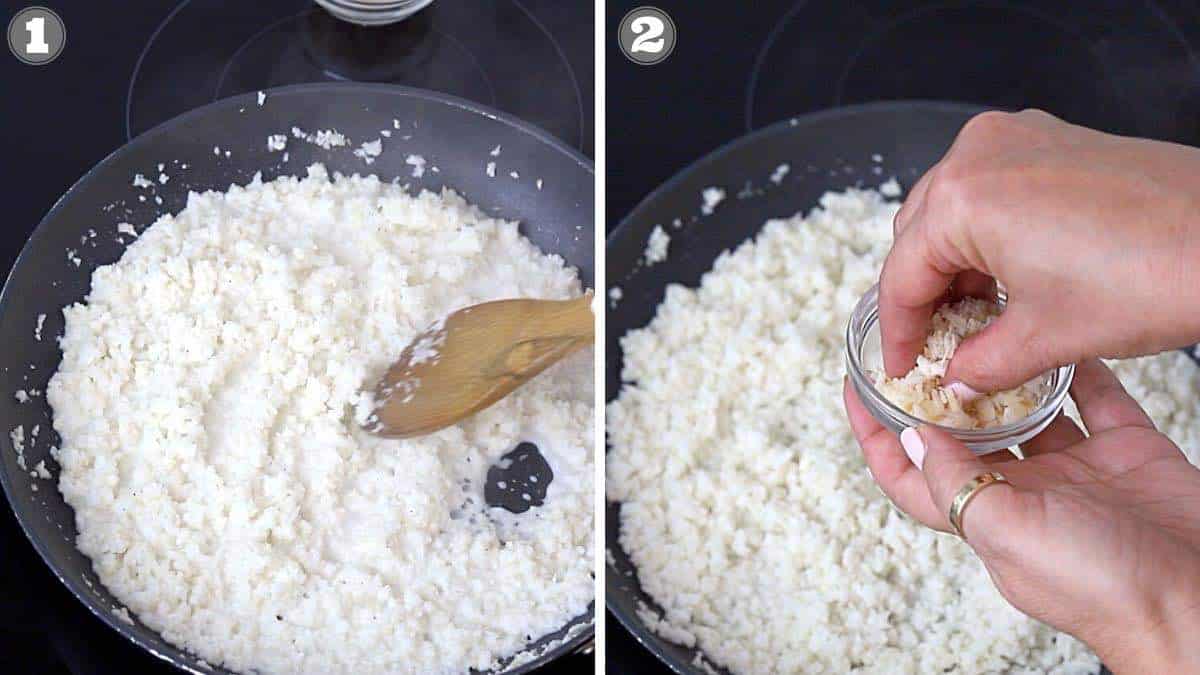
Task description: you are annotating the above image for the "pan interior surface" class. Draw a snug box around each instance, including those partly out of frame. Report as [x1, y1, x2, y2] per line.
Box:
[0, 83, 593, 675]
[605, 101, 987, 675]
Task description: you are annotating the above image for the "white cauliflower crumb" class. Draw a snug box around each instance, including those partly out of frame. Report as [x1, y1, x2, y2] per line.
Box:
[536, 179, 544, 190]
[700, 187, 725, 215]
[880, 177, 902, 197]
[643, 225, 670, 265]
[770, 163, 790, 184]
[34, 313, 45, 341]
[292, 126, 348, 149]
[10, 425, 25, 470]
[353, 139, 383, 164]
[158, 173, 169, 184]
[405, 154, 426, 178]
[257, 90, 266, 106]
[608, 286, 622, 308]
[267, 134, 287, 152]
[132, 174, 153, 189]
[490, 144, 502, 156]
[486, 161, 497, 178]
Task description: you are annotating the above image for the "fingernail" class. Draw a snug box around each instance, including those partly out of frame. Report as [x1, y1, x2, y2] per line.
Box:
[900, 427, 926, 470]
[946, 381, 983, 403]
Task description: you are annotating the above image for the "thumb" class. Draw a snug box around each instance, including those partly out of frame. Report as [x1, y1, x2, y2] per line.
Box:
[944, 307, 1061, 394]
[901, 425, 1017, 548]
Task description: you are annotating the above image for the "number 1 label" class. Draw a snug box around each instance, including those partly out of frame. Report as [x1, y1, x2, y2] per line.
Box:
[25, 16, 48, 54]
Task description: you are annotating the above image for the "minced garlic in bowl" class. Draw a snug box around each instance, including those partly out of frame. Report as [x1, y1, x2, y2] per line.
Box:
[846, 285, 1074, 454]
[871, 297, 1051, 429]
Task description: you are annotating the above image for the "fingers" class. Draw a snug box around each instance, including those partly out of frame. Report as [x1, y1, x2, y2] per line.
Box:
[845, 379, 1027, 554]
[842, 379, 944, 527]
[878, 227, 959, 377]
[1019, 413, 1085, 457]
[981, 448, 1018, 464]
[945, 307, 1064, 393]
[1070, 359, 1154, 433]
[907, 425, 1019, 544]
[893, 163, 937, 236]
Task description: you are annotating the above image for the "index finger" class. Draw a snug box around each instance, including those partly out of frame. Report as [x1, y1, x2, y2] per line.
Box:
[878, 221, 960, 376]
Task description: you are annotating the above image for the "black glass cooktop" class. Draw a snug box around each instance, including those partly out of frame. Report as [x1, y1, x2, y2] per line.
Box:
[126, 0, 588, 148]
[0, 1, 592, 673]
[607, 0, 1200, 231]
[605, 1, 1200, 673]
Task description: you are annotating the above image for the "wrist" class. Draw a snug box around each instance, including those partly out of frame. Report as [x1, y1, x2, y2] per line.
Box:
[1165, 193, 1200, 347]
[1097, 589, 1200, 674]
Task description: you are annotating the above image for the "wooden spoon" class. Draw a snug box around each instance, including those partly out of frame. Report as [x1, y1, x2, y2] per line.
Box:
[366, 295, 594, 438]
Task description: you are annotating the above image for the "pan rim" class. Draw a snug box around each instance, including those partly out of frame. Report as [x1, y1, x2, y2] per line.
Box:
[606, 99, 986, 247]
[604, 99, 989, 675]
[0, 81, 594, 675]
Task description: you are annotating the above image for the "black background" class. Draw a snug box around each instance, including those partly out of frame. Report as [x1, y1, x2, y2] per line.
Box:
[0, 1, 592, 673]
[605, 0, 1200, 673]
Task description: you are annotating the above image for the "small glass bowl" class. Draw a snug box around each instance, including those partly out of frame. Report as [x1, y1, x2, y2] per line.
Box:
[314, 0, 436, 26]
[845, 284, 1074, 454]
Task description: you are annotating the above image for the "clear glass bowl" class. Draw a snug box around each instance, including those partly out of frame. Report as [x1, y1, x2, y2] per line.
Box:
[314, 0, 436, 26]
[845, 284, 1075, 454]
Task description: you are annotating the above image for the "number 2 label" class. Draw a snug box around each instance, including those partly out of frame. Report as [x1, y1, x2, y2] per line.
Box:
[630, 16, 665, 54]
[25, 16, 49, 54]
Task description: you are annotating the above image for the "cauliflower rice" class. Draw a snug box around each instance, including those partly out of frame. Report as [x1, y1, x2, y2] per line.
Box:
[608, 185, 1200, 674]
[48, 165, 593, 674]
[872, 297, 1051, 429]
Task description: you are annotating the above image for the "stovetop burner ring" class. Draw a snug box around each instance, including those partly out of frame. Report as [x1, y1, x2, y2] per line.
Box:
[125, 0, 585, 149]
[744, 0, 1200, 145]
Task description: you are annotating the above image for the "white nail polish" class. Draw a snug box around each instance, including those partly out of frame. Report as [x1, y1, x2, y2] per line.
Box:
[946, 381, 983, 403]
[900, 427, 926, 470]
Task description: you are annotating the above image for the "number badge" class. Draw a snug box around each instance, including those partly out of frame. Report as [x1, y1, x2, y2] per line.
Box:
[7, 6, 65, 65]
[618, 6, 676, 66]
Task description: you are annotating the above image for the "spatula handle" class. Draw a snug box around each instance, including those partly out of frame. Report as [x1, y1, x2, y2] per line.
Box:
[519, 294, 595, 341]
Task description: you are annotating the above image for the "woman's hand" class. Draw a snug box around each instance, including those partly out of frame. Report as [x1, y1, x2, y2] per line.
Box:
[880, 109, 1200, 393]
[844, 360, 1200, 674]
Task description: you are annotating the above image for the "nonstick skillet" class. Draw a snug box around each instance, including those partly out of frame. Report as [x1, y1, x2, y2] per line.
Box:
[0, 82, 593, 675]
[605, 100, 1120, 675]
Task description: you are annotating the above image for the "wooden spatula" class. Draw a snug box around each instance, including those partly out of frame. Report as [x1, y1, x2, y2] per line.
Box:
[366, 295, 594, 438]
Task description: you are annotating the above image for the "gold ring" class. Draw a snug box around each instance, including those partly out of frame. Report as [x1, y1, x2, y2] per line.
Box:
[948, 471, 1009, 539]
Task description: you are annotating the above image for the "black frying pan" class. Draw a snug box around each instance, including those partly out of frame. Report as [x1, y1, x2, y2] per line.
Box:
[0, 82, 593, 674]
[605, 100, 1114, 675]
